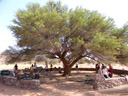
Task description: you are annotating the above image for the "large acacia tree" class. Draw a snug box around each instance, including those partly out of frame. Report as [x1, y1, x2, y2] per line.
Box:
[9, 1, 125, 76]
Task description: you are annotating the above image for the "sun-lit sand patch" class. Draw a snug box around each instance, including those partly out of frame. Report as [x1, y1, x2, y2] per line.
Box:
[0, 62, 128, 71]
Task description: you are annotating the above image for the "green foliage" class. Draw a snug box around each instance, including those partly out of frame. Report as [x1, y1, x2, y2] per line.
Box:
[92, 33, 121, 55]
[8, 0, 128, 66]
[111, 23, 128, 64]
[116, 45, 128, 64]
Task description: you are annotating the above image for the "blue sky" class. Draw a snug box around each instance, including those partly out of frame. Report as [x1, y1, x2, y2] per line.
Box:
[0, 0, 128, 53]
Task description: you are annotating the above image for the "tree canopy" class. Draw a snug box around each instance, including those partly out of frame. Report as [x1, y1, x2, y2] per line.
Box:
[8, 1, 128, 75]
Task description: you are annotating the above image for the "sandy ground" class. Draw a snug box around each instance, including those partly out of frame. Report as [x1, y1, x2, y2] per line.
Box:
[0, 63, 128, 96]
[0, 71, 128, 96]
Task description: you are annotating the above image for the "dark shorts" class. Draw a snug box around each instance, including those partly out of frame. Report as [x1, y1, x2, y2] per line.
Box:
[50, 68, 53, 71]
[109, 73, 113, 78]
[35, 74, 40, 79]
[104, 75, 108, 78]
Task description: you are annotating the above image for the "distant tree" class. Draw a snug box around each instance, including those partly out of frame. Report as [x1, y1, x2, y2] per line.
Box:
[9, 1, 124, 76]
[3, 46, 35, 63]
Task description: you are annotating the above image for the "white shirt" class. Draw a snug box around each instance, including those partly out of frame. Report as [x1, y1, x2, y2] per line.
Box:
[34, 64, 37, 69]
[45, 65, 48, 69]
[102, 68, 108, 75]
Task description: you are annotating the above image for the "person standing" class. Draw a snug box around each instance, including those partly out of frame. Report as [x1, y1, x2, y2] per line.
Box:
[95, 63, 100, 73]
[30, 64, 34, 79]
[108, 64, 113, 78]
[14, 64, 18, 77]
[101, 64, 105, 69]
[45, 63, 48, 75]
[30, 64, 34, 72]
[49, 63, 53, 75]
[76, 63, 79, 73]
[58, 67, 62, 73]
[34, 62, 37, 72]
[14, 64, 18, 70]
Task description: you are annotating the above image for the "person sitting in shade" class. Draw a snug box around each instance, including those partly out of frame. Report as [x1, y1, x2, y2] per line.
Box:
[10, 67, 15, 77]
[102, 64, 105, 69]
[108, 64, 113, 78]
[102, 66, 108, 78]
[34, 62, 37, 70]
[34, 70, 40, 79]
[58, 67, 62, 73]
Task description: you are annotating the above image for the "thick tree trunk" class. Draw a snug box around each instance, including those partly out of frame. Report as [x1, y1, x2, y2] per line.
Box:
[63, 65, 72, 76]
[60, 54, 82, 76]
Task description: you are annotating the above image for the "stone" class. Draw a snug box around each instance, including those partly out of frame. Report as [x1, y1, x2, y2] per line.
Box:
[93, 73, 128, 90]
[0, 75, 40, 90]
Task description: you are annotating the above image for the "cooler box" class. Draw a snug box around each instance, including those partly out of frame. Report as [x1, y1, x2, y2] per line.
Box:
[1, 70, 10, 75]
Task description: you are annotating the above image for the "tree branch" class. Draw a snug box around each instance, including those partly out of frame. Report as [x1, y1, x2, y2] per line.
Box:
[69, 55, 83, 67]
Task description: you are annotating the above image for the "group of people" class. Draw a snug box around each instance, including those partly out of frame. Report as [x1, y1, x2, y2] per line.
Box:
[44, 63, 53, 74]
[44, 63, 63, 74]
[96, 63, 113, 78]
[11, 62, 40, 79]
[30, 62, 37, 71]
